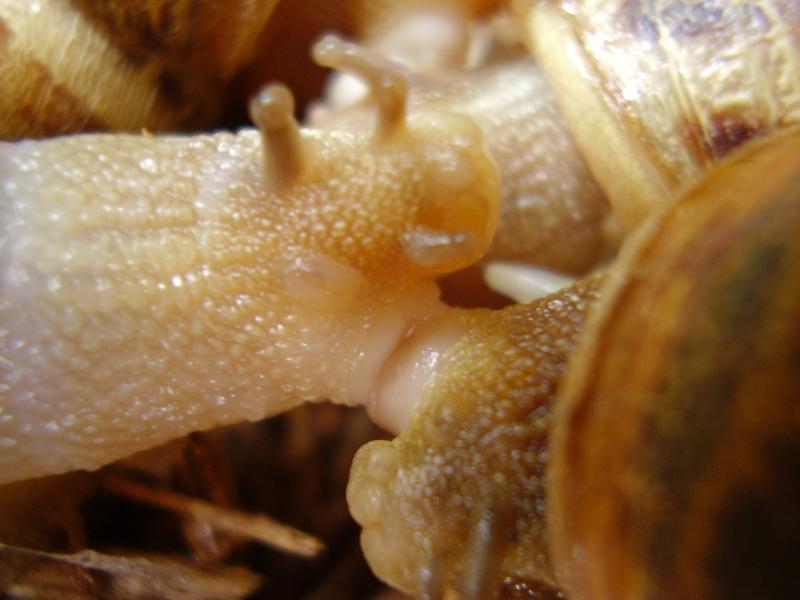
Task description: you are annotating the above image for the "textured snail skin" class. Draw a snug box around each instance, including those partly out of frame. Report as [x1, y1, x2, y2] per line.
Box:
[347, 274, 602, 597]
[551, 130, 800, 600]
[313, 53, 614, 274]
[519, 0, 800, 228]
[346, 131, 800, 599]
[0, 101, 501, 484]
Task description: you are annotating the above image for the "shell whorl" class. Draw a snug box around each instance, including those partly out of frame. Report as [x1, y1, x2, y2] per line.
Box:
[550, 128, 800, 600]
[523, 0, 800, 227]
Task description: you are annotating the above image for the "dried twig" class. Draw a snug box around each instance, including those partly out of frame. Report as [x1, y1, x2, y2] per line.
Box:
[102, 473, 325, 559]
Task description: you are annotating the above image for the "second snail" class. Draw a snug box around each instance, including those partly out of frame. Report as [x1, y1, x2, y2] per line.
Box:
[0, 0, 799, 599]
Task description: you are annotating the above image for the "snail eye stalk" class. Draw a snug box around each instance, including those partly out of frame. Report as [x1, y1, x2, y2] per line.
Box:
[313, 33, 410, 141]
[248, 83, 307, 190]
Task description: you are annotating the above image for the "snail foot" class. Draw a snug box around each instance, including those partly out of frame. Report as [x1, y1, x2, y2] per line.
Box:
[348, 439, 449, 595]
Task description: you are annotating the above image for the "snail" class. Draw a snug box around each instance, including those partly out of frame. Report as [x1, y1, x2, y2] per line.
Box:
[0, 3, 612, 484]
[309, 0, 800, 275]
[515, 0, 800, 229]
[0, 1, 799, 599]
[347, 128, 800, 600]
[344, 1, 800, 597]
[309, 33, 614, 274]
[0, 0, 282, 138]
[0, 68, 501, 483]
[0, 0, 611, 277]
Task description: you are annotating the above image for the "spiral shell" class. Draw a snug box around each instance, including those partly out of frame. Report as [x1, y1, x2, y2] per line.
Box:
[551, 128, 800, 600]
[519, 0, 800, 227]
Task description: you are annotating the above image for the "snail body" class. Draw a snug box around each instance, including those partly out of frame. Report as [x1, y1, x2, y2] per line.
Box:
[348, 273, 604, 595]
[311, 0, 800, 274]
[333, 6, 800, 597]
[0, 77, 501, 483]
[311, 44, 614, 274]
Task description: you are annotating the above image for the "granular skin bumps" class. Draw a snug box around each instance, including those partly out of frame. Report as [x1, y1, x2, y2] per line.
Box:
[348, 274, 602, 597]
[0, 97, 500, 483]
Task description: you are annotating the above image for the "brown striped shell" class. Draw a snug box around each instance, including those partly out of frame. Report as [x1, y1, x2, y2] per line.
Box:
[0, 0, 280, 137]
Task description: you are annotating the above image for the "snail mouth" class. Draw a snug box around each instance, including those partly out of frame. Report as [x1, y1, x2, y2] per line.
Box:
[365, 307, 465, 434]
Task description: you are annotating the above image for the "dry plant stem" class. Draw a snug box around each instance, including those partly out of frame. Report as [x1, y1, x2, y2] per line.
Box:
[0, 542, 264, 600]
[101, 472, 324, 558]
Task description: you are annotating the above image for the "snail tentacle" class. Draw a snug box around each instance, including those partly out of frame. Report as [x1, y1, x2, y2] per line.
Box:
[313, 33, 411, 141]
[248, 83, 308, 190]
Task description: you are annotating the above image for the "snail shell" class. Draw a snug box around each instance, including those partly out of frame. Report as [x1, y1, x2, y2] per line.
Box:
[517, 0, 800, 228]
[551, 127, 800, 600]
[0, 0, 280, 138]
